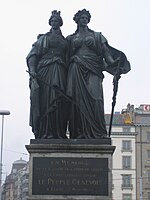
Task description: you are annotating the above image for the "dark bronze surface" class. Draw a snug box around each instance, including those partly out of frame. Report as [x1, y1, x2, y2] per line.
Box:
[26, 9, 130, 140]
[32, 157, 108, 195]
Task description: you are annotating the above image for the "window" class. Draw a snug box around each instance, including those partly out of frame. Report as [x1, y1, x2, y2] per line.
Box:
[122, 156, 131, 169]
[148, 170, 150, 182]
[147, 132, 150, 142]
[123, 127, 131, 132]
[147, 150, 150, 160]
[112, 174, 114, 190]
[122, 140, 132, 151]
[148, 192, 150, 200]
[122, 175, 132, 188]
[123, 193, 132, 200]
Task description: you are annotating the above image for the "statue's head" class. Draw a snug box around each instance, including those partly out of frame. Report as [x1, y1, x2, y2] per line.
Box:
[49, 10, 63, 27]
[73, 9, 91, 24]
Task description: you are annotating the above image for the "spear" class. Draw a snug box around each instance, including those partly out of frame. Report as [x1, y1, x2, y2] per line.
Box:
[108, 55, 121, 137]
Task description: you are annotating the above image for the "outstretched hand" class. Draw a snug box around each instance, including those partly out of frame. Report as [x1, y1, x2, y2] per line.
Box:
[112, 57, 120, 67]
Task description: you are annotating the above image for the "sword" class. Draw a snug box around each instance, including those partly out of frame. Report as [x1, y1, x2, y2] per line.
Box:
[108, 55, 121, 137]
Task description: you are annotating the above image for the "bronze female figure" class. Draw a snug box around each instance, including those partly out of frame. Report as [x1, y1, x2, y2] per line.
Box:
[66, 9, 130, 139]
[26, 10, 68, 139]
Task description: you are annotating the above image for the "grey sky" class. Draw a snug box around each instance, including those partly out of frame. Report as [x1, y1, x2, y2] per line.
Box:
[0, 0, 150, 180]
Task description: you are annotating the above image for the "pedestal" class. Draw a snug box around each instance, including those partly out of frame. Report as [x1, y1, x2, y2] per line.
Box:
[26, 139, 115, 200]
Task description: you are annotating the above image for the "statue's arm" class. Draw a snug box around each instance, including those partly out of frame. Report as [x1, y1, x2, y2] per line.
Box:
[102, 43, 115, 65]
[27, 34, 46, 77]
[26, 42, 40, 88]
[99, 33, 130, 75]
[27, 54, 38, 78]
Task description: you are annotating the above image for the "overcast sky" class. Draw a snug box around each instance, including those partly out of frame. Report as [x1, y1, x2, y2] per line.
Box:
[0, 0, 150, 181]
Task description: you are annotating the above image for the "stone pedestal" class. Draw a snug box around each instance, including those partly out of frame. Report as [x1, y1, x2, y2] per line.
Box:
[26, 139, 115, 200]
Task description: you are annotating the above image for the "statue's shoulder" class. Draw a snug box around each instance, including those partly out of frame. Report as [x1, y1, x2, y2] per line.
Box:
[66, 33, 75, 41]
[37, 33, 44, 39]
[94, 32, 107, 44]
[31, 32, 50, 48]
[94, 31, 101, 35]
[94, 31, 103, 38]
[36, 32, 50, 40]
[33, 32, 50, 46]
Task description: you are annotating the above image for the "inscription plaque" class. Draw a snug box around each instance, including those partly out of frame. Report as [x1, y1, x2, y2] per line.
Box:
[32, 157, 108, 195]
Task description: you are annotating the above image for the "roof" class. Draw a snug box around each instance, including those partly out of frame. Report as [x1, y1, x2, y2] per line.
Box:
[105, 114, 133, 126]
[13, 157, 27, 165]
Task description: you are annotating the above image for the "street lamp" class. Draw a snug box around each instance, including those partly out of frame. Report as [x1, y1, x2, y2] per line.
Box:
[0, 110, 10, 200]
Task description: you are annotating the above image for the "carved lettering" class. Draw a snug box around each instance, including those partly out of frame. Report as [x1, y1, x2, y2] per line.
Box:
[32, 157, 108, 195]
[38, 179, 45, 185]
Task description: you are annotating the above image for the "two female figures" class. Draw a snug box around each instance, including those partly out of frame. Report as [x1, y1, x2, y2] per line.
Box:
[27, 9, 130, 139]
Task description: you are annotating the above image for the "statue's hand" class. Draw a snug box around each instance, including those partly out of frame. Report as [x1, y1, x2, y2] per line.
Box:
[30, 78, 39, 90]
[29, 71, 37, 79]
[112, 57, 120, 66]
[113, 73, 121, 82]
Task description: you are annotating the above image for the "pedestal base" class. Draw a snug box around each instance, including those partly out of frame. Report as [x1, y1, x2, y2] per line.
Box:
[26, 139, 115, 200]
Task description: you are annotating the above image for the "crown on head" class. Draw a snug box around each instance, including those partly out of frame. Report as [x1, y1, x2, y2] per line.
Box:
[51, 10, 61, 17]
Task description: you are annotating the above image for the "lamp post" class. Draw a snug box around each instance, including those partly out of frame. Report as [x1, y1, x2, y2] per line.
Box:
[140, 125, 143, 200]
[0, 110, 10, 200]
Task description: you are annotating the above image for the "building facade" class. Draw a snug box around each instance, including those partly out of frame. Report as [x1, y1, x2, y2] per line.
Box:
[117, 103, 150, 199]
[14, 164, 29, 200]
[106, 113, 137, 200]
[2, 158, 28, 200]
[134, 105, 150, 200]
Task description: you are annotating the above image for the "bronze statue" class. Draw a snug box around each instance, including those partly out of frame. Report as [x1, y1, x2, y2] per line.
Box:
[26, 10, 68, 139]
[26, 9, 130, 140]
[66, 9, 130, 139]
